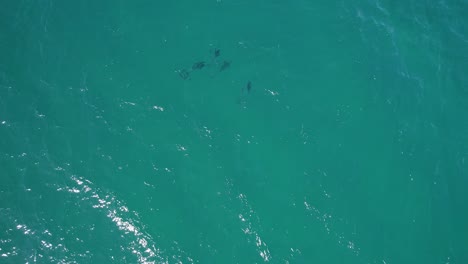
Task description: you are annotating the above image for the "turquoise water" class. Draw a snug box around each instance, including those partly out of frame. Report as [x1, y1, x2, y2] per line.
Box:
[1, 0, 468, 263]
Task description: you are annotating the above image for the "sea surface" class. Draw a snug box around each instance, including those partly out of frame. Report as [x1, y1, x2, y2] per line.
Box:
[1, 0, 468, 263]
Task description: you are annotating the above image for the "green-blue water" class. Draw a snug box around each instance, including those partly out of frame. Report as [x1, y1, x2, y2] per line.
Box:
[1, 1, 468, 263]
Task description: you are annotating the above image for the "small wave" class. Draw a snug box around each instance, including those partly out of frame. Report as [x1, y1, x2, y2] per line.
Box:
[236, 193, 272, 262]
[55, 175, 166, 264]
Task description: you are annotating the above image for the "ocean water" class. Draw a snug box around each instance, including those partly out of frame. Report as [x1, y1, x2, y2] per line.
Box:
[1, 0, 468, 263]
